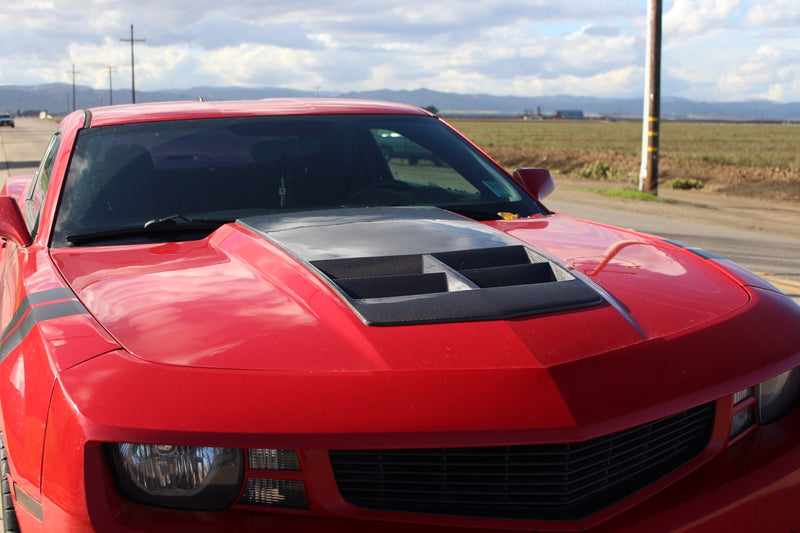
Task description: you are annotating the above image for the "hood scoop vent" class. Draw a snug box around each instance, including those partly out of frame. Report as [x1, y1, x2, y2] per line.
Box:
[314, 246, 558, 300]
[240, 208, 602, 326]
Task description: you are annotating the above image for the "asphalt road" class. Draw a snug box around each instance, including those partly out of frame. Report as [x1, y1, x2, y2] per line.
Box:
[2, 116, 799, 305]
[546, 197, 800, 302]
[0, 117, 57, 178]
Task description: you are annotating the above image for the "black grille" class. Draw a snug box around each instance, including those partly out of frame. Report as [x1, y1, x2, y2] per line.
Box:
[329, 403, 715, 521]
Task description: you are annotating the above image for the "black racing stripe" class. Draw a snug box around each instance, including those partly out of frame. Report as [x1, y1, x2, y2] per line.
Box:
[687, 248, 726, 261]
[0, 289, 88, 362]
[0, 288, 75, 343]
[1, 300, 31, 344]
[660, 238, 691, 249]
[27, 287, 74, 305]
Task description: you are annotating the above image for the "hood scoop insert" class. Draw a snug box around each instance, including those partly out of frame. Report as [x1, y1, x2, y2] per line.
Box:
[313, 246, 558, 300]
[240, 208, 602, 326]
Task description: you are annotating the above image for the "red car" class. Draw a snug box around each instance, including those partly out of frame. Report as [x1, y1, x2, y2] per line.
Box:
[1, 99, 799, 533]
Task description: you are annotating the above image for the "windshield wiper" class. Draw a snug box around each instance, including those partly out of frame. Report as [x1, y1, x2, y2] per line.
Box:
[65, 215, 234, 245]
[143, 214, 223, 229]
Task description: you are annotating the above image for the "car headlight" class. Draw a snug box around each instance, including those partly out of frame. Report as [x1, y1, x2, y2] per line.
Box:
[108, 444, 244, 510]
[757, 367, 800, 425]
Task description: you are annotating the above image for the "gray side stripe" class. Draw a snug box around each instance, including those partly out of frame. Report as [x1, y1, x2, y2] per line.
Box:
[0, 289, 88, 362]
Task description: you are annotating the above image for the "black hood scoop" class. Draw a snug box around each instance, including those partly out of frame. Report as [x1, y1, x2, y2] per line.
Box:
[239, 208, 602, 326]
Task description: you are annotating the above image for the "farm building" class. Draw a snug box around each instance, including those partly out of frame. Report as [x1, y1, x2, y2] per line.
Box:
[555, 110, 585, 119]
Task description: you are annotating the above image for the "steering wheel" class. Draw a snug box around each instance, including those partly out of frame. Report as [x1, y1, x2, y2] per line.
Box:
[345, 180, 413, 204]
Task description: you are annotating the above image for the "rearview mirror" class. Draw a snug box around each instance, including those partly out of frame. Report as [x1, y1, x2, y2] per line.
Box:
[511, 168, 555, 201]
[0, 196, 32, 247]
[252, 138, 321, 161]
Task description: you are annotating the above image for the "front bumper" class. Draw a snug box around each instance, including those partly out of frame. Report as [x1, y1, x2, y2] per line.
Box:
[18, 402, 800, 533]
[15, 288, 800, 532]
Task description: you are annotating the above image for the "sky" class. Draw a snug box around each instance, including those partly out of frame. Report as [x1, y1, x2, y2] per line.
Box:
[0, 0, 798, 102]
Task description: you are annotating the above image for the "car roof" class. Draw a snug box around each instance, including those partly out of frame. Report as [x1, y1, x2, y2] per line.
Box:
[86, 98, 432, 128]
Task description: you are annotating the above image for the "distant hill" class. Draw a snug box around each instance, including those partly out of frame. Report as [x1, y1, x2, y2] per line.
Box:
[2, 83, 799, 121]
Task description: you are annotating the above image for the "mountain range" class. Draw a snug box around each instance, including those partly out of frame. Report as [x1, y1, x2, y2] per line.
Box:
[2, 83, 799, 121]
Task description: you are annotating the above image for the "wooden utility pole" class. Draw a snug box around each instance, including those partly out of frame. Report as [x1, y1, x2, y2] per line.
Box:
[67, 64, 79, 112]
[120, 25, 145, 104]
[105, 66, 117, 106]
[639, 0, 662, 195]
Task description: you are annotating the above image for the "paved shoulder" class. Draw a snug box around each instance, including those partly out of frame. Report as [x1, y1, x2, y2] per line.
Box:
[1, 117, 59, 184]
[546, 196, 800, 304]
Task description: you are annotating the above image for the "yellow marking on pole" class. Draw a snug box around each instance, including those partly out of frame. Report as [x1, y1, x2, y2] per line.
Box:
[648, 117, 659, 122]
[648, 131, 659, 136]
[647, 146, 659, 152]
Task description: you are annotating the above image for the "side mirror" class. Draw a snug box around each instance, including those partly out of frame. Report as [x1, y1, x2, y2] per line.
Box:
[0, 196, 32, 247]
[511, 168, 555, 201]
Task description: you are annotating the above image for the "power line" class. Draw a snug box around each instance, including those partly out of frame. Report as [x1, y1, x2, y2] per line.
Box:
[120, 25, 145, 104]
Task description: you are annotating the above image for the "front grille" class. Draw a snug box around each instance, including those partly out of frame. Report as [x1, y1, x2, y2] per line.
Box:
[330, 403, 715, 521]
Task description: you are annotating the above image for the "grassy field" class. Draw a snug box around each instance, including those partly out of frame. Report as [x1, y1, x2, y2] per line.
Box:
[446, 119, 800, 201]
[449, 119, 800, 169]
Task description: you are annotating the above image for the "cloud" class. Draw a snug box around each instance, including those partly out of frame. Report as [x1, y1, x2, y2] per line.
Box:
[519, 66, 644, 98]
[151, 17, 320, 51]
[744, 0, 800, 26]
[0, 0, 798, 102]
[197, 44, 322, 88]
[719, 45, 800, 101]
[664, 0, 742, 37]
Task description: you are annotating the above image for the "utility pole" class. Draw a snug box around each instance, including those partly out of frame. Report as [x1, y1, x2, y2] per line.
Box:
[639, 0, 662, 195]
[105, 66, 117, 105]
[67, 64, 80, 112]
[120, 25, 145, 104]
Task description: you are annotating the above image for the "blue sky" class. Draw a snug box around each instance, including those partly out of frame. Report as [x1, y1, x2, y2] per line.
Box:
[1, 0, 798, 102]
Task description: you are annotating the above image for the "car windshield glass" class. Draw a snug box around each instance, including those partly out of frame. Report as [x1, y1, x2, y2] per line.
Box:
[52, 114, 545, 246]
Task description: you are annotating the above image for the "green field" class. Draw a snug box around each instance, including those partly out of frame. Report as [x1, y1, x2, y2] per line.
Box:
[448, 119, 800, 170]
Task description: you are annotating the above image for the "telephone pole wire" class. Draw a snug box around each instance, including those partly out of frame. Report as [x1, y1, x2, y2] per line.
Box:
[639, 0, 662, 195]
[120, 25, 145, 104]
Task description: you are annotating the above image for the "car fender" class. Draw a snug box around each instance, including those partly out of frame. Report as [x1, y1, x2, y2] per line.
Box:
[0, 243, 119, 503]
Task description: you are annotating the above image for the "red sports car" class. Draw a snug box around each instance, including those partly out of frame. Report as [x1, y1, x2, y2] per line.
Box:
[0, 99, 799, 532]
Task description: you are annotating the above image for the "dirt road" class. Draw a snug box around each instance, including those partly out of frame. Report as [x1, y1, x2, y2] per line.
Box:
[548, 175, 800, 240]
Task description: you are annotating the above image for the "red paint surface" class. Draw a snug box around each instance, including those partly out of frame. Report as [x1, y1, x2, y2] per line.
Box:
[0, 99, 799, 531]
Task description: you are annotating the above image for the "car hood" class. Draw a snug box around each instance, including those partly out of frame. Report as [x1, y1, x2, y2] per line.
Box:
[51, 207, 749, 373]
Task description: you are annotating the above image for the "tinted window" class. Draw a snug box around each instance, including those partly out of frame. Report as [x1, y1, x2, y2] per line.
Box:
[53, 115, 543, 246]
[26, 132, 61, 236]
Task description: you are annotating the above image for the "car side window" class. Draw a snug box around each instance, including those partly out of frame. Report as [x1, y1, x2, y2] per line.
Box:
[25, 132, 61, 236]
[371, 128, 483, 197]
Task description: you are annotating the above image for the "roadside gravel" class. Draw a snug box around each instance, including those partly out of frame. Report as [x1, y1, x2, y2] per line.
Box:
[547, 175, 800, 240]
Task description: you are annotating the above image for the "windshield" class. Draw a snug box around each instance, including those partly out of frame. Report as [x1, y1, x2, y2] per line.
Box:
[53, 114, 545, 246]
